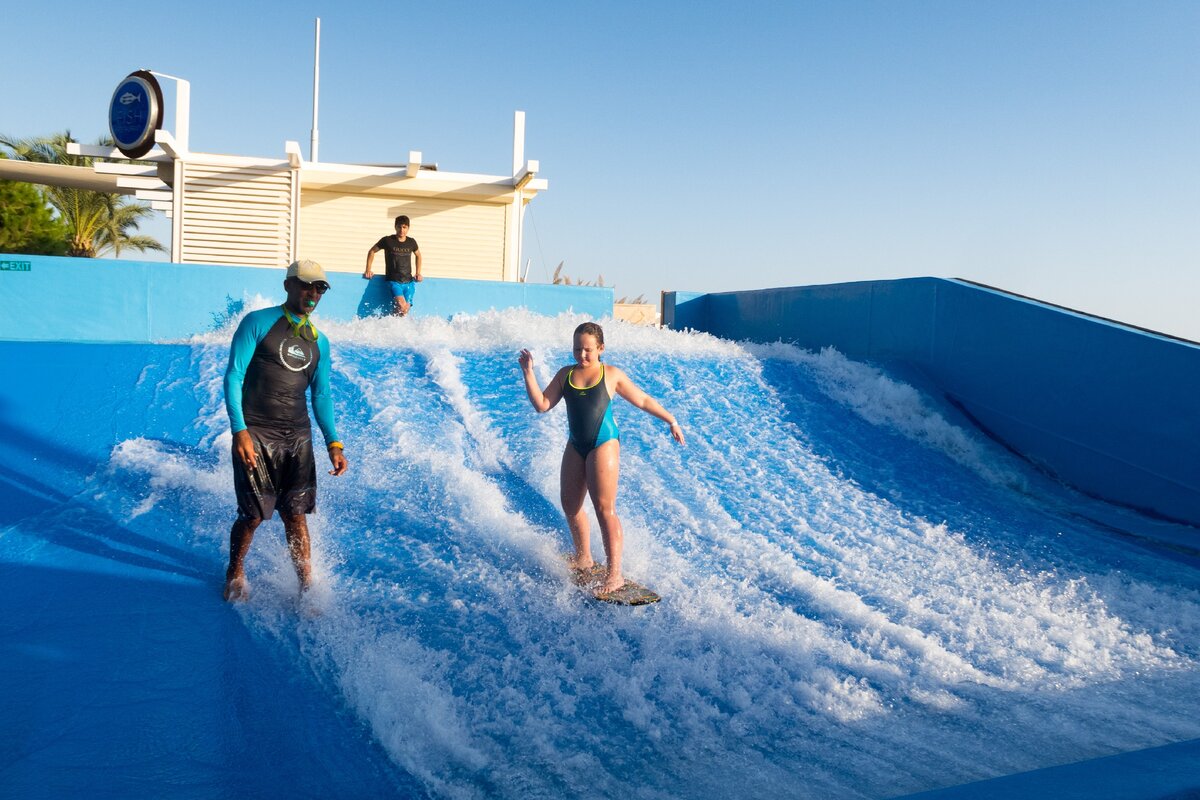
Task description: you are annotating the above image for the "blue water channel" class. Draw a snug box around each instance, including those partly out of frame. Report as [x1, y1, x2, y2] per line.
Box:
[2, 309, 1198, 799]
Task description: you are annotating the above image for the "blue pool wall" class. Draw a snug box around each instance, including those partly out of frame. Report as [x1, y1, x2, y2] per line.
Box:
[663, 278, 1200, 529]
[0, 254, 613, 343]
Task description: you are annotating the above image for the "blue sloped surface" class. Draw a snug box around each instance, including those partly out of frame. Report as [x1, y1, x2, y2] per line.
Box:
[2, 316, 1198, 800]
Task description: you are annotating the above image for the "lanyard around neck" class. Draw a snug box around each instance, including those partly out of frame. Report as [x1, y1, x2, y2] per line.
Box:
[281, 304, 318, 341]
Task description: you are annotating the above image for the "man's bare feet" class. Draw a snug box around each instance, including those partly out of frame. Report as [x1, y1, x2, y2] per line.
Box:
[297, 585, 322, 618]
[223, 574, 249, 602]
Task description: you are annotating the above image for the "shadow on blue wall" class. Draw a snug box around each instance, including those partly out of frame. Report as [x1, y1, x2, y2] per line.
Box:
[357, 278, 394, 318]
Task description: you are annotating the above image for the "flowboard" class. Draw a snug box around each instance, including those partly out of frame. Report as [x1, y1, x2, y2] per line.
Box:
[568, 561, 661, 606]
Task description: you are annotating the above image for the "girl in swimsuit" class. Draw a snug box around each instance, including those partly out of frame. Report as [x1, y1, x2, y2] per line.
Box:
[519, 322, 685, 595]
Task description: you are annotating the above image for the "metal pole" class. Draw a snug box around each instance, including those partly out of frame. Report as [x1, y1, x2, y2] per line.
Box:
[310, 17, 321, 162]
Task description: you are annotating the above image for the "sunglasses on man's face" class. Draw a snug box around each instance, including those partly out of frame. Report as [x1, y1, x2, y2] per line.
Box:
[292, 278, 330, 294]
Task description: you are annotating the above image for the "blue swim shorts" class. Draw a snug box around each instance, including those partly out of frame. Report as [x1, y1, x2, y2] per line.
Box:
[388, 281, 416, 303]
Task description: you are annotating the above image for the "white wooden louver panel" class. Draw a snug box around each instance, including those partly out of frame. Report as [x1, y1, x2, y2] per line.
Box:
[298, 192, 507, 279]
[179, 163, 294, 267]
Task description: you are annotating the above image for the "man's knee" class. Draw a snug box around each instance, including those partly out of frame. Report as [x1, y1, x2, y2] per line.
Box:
[235, 514, 263, 531]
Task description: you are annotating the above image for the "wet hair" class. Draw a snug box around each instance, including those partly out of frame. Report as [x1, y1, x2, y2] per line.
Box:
[573, 321, 605, 346]
[395, 215, 411, 227]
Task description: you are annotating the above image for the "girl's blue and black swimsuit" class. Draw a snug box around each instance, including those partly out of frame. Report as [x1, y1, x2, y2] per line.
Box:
[563, 365, 619, 457]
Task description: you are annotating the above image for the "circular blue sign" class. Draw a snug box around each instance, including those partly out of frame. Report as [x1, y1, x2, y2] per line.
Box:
[109, 70, 163, 159]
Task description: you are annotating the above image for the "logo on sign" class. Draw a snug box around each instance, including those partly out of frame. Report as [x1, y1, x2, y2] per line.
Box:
[108, 70, 163, 159]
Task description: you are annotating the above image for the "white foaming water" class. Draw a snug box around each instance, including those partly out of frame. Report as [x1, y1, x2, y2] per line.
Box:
[108, 309, 1200, 799]
[748, 342, 1029, 491]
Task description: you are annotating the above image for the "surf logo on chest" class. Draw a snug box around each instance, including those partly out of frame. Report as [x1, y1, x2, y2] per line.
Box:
[278, 338, 315, 372]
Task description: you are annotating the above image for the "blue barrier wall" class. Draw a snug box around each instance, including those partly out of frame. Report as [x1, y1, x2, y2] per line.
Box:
[664, 279, 1200, 528]
[0, 254, 613, 343]
[891, 737, 1200, 800]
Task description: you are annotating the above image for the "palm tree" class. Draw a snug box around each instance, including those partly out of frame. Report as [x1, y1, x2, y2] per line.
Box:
[0, 131, 166, 258]
[96, 193, 163, 257]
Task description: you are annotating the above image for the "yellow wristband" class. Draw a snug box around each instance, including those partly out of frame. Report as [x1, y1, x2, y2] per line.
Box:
[327, 441, 344, 449]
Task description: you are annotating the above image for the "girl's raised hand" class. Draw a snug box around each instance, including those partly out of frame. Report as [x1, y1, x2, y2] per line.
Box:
[518, 348, 534, 369]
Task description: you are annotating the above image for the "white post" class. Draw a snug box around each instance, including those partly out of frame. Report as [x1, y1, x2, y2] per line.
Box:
[171, 159, 184, 262]
[311, 17, 321, 162]
[149, 71, 190, 155]
[149, 71, 190, 262]
[174, 79, 190, 155]
[512, 110, 525, 177]
[508, 110, 527, 281]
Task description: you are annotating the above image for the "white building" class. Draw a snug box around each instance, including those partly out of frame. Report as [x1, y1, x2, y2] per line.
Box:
[0, 70, 546, 282]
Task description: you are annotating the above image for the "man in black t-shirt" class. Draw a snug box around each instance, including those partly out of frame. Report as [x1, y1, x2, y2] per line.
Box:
[364, 214, 423, 316]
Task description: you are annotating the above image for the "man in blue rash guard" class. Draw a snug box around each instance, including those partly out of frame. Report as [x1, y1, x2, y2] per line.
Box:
[222, 259, 349, 602]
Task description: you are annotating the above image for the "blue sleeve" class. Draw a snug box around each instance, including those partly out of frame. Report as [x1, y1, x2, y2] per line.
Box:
[223, 309, 274, 433]
[310, 332, 340, 445]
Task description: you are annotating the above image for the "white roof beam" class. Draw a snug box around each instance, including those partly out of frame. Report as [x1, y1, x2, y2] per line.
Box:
[135, 189, 174, 202]
[94, 162, 160, 176]
[66, 142, 170, 162]
[285, 140, 303, 169]
[117, 175, 169, 190]
[514, 160, 539, 190]
[155, 130, 182, 160]
[0, 160, 124, 192]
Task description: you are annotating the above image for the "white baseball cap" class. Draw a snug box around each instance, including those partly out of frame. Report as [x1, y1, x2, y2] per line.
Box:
[286, 258, 329, 286]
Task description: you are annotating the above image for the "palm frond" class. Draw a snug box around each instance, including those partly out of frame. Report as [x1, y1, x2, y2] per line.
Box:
[2, 131, 165, 258]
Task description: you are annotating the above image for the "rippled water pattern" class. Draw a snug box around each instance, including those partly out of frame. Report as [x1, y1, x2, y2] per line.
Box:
[104, 308, 1200, 799]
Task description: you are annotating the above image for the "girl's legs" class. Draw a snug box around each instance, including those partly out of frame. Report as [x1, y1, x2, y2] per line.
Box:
[587, 440, 624, 593]
[560, 445, 594, 569]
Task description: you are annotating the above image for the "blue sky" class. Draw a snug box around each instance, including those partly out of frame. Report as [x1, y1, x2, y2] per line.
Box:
[4, 1, 1199, 337]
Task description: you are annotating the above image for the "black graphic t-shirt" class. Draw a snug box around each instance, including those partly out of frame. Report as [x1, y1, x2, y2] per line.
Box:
[241, 316, 321, 431]
[375, 234, 420, 282]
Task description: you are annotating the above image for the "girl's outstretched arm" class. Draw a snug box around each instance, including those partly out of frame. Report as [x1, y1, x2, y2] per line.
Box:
[610, 366, 685, 445]
[519, 349, 566, 412]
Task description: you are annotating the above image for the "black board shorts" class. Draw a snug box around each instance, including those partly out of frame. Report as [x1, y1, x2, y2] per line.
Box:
[232, 427, 317, 521]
